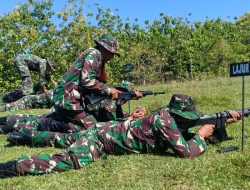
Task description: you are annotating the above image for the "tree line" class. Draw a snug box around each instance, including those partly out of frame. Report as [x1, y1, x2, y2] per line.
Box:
[0, 0, 249, 91]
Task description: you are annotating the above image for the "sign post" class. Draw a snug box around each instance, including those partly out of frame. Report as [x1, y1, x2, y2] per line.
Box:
[229, 61, 250, 151]
[123, 63, 134, 113]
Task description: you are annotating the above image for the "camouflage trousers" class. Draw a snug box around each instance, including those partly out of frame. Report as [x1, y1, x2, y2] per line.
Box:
[3, 110, 95, 134]
[0, 90, 53, 112]
[15, 54, 46, 95]
[3, 114, 48, 133]
[15, 128, 104, 175]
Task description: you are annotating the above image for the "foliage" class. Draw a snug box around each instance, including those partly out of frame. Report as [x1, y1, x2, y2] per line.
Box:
[0, 0, 250, 91]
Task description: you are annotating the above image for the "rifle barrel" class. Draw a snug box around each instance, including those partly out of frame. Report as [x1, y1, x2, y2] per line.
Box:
[140, 91, 166, 96]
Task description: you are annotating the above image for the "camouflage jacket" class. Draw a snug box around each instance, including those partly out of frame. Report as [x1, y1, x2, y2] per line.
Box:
[53, 48, 111, 111]
[96, 108, 208, 157]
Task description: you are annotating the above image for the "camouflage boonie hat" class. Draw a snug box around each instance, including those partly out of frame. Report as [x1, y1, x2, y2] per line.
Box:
[94, 34, 120, 56]
[46, 58, 55, 71]
[168, 94, 203, 120]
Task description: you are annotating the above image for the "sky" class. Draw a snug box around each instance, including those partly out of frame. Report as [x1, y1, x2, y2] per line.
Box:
[0, 0, 250, 25]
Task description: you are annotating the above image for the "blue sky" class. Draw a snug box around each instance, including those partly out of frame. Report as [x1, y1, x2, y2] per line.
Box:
[0, 0, 250, 25]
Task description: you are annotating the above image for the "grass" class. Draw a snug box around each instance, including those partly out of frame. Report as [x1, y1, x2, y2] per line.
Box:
[0, 76, 250, 190]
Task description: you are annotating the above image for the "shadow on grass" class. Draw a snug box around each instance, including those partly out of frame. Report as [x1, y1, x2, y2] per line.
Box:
[152, 151, 179, 158]
[4, 142, 31, 148]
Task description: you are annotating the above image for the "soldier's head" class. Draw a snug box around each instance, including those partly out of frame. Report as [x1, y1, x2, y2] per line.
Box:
[168, 94, 203, 121]
[95, 34, 120, 62]
[45, 58, 55, 73]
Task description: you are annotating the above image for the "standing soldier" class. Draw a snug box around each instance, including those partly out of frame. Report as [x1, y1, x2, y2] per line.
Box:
[15, 54, 55, 95]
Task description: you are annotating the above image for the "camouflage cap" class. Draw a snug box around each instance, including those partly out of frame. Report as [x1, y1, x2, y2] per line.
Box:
[46, 58, 55, 71]
[94, 34, 120, 56]
[168, 94, 203, 120]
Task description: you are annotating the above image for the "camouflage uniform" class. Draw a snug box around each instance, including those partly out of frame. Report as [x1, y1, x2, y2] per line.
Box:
[15, 54, 53, 95]
[0, 113, 48, 133]
[0, 94, 209, 177]
[10, 107, 207, 176]
[0, 89, 54, 112]
[43, 34, 120, 130]
[0, 111, 85, 134]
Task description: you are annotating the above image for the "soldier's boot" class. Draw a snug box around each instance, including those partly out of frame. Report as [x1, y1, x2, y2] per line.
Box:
[0, 125, 13, 134]
[7, 132, 32, 145]
[0, 116, 7, 125]
[0, 161, 18, 178]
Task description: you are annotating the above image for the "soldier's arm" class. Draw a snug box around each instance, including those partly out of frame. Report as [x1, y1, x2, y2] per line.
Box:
[154, 110, 208, 157]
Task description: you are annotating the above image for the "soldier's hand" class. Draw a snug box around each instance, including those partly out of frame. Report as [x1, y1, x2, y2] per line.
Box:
[226, 111, 241, 126]
[197, 124, 215, 138]
[133, 90, 143, 100]
[41, 85, 48, 93]
[51, 79, 57, 86]
[110, 88, 122, 100]
[131, 107, 146, 119]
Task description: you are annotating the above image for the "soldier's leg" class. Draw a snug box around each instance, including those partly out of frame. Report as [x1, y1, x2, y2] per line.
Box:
[0, 114, 34, 134]
[57, 109, 97, 130]
[36, 111, 96, 133]
[15, 54, 33, 95]
[12, 120, 40, 134]
[0, 131, 103, 177]
[6, 114, 33, 125]
[38, 117, 82, 133]
[0, 114, 47, 134]
[5, 112, 83, 134]
[0, 95, 38, 112]
[31, 131, 86, 148]
[6, 114, 48, 134]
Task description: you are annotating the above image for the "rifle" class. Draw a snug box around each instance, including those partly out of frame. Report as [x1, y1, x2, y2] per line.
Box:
[177, 108, 250, 143]
[85, 90, 166, 105]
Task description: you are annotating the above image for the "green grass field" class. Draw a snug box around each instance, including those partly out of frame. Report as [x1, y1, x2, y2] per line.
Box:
[0, 77, 250, 190]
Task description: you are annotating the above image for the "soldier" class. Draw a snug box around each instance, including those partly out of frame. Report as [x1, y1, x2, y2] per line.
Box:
[0, 94, 241, 177]
[15, 54, 55, 95]
[37, 34, 142, 132]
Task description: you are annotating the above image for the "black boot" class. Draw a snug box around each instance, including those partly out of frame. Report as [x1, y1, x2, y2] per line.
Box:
[0, 125, 13, 134]
[0, 116, 7, 125]
[0, 161, 18, 178]
[7, 132, 32, 145]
